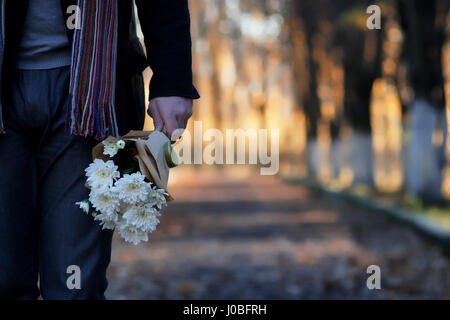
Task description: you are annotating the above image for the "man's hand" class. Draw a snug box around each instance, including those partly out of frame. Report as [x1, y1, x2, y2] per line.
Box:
[147, 97, 193, 140]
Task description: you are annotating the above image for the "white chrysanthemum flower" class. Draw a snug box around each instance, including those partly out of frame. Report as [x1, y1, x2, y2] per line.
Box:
[75, 200, 90, 214]
[85, 159, 120, 190]
[102, 139, 119, 157]
[116, 140, 126, 149]
[123, 204, 160, 232]
[89, 189, 120, 215]
[94, 211, 120, 230]
[148, 188, 168, 209]
[114, 173, 150, 204]
[118, 223, 148, 245]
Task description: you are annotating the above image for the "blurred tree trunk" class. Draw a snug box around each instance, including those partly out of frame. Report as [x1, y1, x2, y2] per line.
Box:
[293, 0, 382, 186]
[291, 1, 323, 179]
[335, 21, 382, 185]
[398, 0, 448, 202]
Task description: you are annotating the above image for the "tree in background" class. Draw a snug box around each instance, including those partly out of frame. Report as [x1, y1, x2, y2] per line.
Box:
[335, 2, 383, 185]
[397, 0, 448, 203]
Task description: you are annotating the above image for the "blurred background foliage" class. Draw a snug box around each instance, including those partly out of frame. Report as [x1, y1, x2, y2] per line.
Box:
[140, 0, 449, 216]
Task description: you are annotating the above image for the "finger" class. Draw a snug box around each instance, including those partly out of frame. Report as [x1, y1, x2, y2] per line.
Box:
[148, 104, 164, 131]
[162, 114, 180, 141]
[180, 104, 192, 130]
[177, 114, 188, 131]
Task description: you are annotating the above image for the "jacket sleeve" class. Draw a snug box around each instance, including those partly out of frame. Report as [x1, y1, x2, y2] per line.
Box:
[135, 0, 200, 101]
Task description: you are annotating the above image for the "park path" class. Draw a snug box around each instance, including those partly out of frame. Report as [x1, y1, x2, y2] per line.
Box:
[106, 168, 450, 299]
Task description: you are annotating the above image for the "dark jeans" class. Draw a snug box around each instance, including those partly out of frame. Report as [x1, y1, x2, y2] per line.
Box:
[0, 67, 113, 300]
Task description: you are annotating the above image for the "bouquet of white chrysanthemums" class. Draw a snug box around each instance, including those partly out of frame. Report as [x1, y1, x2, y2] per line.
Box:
[76, 132, 175, 245]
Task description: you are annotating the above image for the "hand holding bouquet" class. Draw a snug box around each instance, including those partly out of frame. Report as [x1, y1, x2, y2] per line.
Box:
[76, 131, 177, 245]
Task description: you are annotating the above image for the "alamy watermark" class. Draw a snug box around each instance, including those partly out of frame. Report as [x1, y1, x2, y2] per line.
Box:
[170, 121, 280, 176]
[366, 265, 381, 290]
[66, 265, 81, 290]
[367, 5, 381, 30]
[66, 5, 81, 30]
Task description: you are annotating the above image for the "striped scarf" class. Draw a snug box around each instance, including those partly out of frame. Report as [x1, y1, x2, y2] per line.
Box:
[67, 0, 119, 139]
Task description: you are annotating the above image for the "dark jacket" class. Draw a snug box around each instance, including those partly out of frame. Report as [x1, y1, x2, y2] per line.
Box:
[1, 0, 200, 136]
